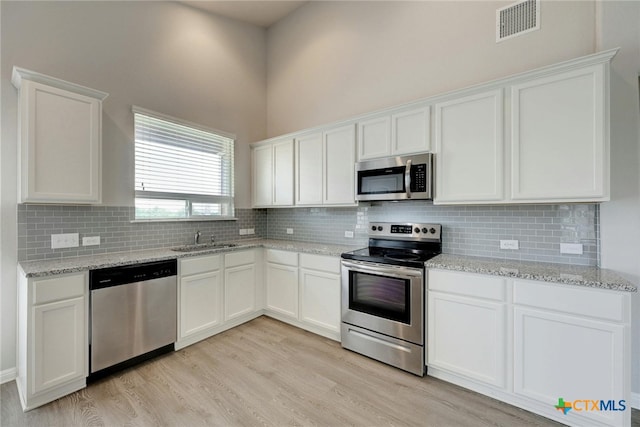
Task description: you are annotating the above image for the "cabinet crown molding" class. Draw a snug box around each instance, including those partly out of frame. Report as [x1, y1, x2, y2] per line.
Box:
[11, 67, 109, 101]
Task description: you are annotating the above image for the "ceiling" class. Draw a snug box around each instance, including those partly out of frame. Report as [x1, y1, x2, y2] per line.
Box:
[181, 1, 308, 28]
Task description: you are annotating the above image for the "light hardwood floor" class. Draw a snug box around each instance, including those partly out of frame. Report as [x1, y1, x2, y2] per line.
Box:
[2, 316, 638, 426]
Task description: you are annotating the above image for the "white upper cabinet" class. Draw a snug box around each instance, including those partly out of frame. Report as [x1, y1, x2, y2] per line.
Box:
[295, 132, 324, 205]
[510, 65, 607, 202]
[433, 49, 616, 205]
[253, 50, 616, 207]
[358, 106, 431, 161]
[324, 124, 356, 205]
[12, 67, 108, 204]
[391, 107, 431, 155]
[251, 138, 294, 207]
[252, 144, 273, 207]
[296, 124, 356, 206]
[358, 116, 390, 160]
[435, 90, 504, 203]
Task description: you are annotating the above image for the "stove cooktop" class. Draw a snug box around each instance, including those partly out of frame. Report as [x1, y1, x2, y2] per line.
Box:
[341, 222, 442, 268]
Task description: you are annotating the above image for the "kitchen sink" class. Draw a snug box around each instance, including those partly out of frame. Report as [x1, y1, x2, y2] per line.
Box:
[171, 243, 238, 252]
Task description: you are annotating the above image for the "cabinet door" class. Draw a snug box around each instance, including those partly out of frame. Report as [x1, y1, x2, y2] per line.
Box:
[21, 81, 101, 203]
[273, 140, 294, 206]
[252, 144, 273, 207]
[428, 292, 506, 388]
[358, 116, 391, 160]
[224, 264, 256, 321]
[295, 133, 323, 205]
[513, 307, 625, 426]
[299, 269, 341, 334]
[33, 297, 85, 393]
[324, 125, 356, 205]
[511, 65, 607, 201]
[434, 90, 504, 203]
[179, 270, 223, 338]
[391, 107, 430, 155]
[266, 263, 298, 319]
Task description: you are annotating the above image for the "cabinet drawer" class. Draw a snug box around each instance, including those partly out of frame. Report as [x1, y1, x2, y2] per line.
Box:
[33, 273, 85, 305]
[266, 249, 298, 266]
[428, 269, 506, 301]
[225, 250, 255, 268]
[299, 253, 340, 274]
[513, 279, 627, 322]
[180, 255, 221, 276]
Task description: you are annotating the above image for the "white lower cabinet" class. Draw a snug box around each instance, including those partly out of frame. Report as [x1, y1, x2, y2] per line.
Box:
[178, 255, 223, 346]
[428, 270, 507, 388]
[264, 249, 341, 340]
[224, 250, 258, 321]
[17, 269, 88, 411]
[427, 269, 631, 427]
[513, 279, 629, 427]
[298, 253, 341, 338]
[177, 250, 261, 350]
[265, 249, 299, 319]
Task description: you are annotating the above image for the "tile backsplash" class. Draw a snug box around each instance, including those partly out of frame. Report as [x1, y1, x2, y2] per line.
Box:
[17, 205, 266, 261]
[265, 202, 599, 266]
[18, 202, 599, 266]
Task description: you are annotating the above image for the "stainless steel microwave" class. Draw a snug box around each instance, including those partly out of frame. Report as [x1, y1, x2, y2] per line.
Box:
[355, 153, 433, 201]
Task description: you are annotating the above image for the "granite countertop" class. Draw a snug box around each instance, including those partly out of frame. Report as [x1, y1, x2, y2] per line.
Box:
[426, 254, 637, 292]
[18, 239, 361, 278]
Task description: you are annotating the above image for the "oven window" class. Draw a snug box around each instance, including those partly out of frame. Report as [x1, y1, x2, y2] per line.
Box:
[358, 166, 406, 195]
[349, 271, 410, 324]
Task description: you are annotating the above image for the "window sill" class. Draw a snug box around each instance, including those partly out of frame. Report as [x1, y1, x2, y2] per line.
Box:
[130, 216, 238, 223]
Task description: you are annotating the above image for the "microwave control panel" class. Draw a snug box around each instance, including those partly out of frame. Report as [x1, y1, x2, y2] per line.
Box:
[410, 164, 427, 192]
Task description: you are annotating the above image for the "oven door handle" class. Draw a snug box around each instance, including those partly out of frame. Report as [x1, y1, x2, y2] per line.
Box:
[404, 159, 412, 199]
[341, 260, 423, 279]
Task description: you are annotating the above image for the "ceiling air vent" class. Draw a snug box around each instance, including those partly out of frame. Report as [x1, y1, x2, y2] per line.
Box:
[497, 0, 540, 42]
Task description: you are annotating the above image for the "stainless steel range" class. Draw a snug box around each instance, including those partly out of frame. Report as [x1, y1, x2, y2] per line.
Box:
[340, 222, 442, 376]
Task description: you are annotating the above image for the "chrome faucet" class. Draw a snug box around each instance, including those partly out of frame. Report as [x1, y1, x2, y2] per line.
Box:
[194, 230, 201, 245]
[210, 234, 215, 244]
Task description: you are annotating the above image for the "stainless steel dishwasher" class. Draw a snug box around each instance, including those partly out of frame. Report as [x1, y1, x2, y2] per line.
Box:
[89, 259, 177, 382]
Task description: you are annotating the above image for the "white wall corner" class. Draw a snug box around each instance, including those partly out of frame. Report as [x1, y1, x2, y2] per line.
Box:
[0, 367, 17, 385]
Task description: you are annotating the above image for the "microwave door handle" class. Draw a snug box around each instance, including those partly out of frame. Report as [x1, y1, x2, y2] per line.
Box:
[405, 159, 412, 198]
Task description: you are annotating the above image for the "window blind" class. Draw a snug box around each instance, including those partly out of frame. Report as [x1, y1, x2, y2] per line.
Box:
[133, 107, 234, 219]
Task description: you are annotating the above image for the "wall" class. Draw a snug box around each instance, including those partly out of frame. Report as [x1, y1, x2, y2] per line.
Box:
[1, 1, 266, 377]
[266, 0, 595, 136]
[596, 0, 640, 403]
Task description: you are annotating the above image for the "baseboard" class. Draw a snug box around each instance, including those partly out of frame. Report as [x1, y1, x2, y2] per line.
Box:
[631, 392, 640, 410]
[0, 367, 17, 384]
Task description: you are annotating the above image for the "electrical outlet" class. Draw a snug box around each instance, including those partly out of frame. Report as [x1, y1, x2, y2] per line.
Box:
[500, 240, 519, 250]
[239, 229, 247, 235]
[286, 228, 294, 235]
[51, 233, 79, 249]
[82, 236, 100, 246]
[344, 231, 354, 238]
[560, 243, 583, 255]
[247, 228, 255, 235]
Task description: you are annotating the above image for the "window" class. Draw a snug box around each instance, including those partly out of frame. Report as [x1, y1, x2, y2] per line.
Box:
[133, 106, 235, 220]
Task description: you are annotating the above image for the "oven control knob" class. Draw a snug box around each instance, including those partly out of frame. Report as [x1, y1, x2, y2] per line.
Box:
[377, 226, 383, 231]
[422, 227, 428, 234]
[414, 227, 420, 233]
[371, 226, 376, 231]
[429, 228, 436, 234]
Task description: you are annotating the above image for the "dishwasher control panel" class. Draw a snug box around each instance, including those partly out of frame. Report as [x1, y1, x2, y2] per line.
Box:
[90, 259, 177, 290]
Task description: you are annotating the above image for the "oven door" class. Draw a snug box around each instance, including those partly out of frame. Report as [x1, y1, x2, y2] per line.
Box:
[341, 259, 424, 345]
